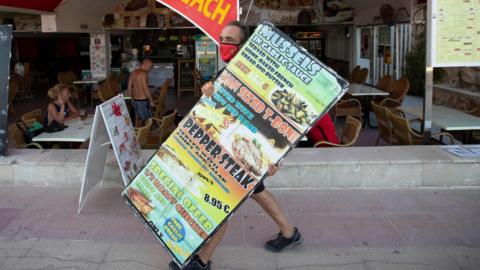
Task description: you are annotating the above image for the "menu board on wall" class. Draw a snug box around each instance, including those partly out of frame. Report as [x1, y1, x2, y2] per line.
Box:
[122, 21, 348, 267]
[90, 34, 107, 78]
[431, 0, 480, 67]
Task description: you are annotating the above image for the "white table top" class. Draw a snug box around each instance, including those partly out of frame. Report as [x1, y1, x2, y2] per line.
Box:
[433, 84, 480, 99]
[120, 91, 131, 100]
[73, 78, 105, 84]
[348, 84, 389, 97]
[32, 117, 93, 143]
[399, 104, 480, 131]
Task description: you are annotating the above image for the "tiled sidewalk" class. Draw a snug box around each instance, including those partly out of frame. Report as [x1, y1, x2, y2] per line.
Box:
[0, 187, 479, 269]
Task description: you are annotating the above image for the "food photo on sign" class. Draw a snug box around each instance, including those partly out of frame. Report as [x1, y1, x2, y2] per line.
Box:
[122, 21, 348, 267]
[323, 0, 354, 22]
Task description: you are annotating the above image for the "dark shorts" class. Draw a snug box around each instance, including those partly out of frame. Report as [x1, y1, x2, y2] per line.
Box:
[133, 99, 152, 121]
[253, 182, 265, 194]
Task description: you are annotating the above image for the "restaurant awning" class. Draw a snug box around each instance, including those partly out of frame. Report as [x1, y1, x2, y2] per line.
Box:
[0, 0, 63, 13]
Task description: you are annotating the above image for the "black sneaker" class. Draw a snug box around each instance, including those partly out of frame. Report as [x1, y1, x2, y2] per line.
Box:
[168, 256, 211, 270]
[265, 227, 303, 253]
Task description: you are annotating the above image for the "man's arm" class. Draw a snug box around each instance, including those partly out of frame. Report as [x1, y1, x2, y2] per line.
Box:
[140, 72, 154, 106]
[127, 73, 133, 98]
[66, 101, 80, 120]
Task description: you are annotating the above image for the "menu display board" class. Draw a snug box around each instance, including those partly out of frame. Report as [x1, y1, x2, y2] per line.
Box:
[431, 0, 480, 67]
[79, 95, 143, 213]
[100, 96, 144, 184]
[122, 22, 349, 267]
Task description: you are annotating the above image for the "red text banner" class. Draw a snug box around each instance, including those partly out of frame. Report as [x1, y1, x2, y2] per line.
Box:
[157, 0, 239, 44]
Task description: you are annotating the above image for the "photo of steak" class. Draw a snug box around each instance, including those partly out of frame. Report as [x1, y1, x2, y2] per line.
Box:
[231, 135, 267, 177]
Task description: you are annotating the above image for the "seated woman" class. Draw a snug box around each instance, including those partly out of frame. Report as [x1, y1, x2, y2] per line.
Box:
[46, 84, 79, 127]
[306, 114, 339, 147]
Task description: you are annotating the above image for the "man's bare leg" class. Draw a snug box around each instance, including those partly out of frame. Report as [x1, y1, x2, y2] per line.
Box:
[197, 222, 228, 264]
[251, 190, 295, 238]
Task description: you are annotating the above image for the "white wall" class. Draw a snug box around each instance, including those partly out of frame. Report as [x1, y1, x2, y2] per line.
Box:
[49, 0, 120, 33]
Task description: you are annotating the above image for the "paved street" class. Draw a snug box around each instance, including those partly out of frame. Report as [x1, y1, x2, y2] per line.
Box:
[0, 187, 479, 269]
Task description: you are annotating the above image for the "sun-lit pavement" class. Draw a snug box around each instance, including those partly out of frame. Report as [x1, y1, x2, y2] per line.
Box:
[0, 186, 479, 269]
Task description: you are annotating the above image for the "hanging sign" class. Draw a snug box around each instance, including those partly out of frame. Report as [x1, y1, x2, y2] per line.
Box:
[123, 21, 349, 267]
[156, 0, 239, 44]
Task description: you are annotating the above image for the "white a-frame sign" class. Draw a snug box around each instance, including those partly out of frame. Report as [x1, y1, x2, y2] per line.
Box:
[79, 94, 144, 213]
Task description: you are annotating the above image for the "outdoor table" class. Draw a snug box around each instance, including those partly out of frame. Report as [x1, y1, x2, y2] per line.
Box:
[120, 90, 131, 100]
[32, 116, 93, 143]
[347, 83, 389, 127]
[73, 79, 101, 85]
[73, 78, 106, 106]
[399, 104, 480, 144]
[433, 84, 480, 99]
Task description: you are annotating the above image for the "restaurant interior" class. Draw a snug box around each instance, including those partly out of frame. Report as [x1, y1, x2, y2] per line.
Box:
[2, 0, 479, 152]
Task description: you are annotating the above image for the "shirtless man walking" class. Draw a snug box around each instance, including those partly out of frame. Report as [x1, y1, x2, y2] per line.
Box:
[128, 59, 154, 124]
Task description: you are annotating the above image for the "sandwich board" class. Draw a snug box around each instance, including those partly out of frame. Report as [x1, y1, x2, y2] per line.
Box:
[79, 95, 143, 213]
[122, 22, 349, 267]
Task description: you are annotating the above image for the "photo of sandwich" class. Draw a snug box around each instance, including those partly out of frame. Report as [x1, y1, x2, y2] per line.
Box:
[156, 145, 209, 199]
[127, 188, 154, 218]
[231, 134, 270, 177]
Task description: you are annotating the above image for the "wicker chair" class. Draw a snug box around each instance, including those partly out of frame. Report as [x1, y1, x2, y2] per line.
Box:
[376, 74, 393, 91]
[8, 75, 20, 118]
[349, 66, 360, 83]
[152, 79, 171, 119]
[350, 66, 369, 84]
[373, 75, 394, 104]
[371, 102, 394, 145]
[145, 109, 177, 149]
[331, 97, 363, 123]
[134, 118, 153, 148]
[314, 116, 362, 147]
[58, 71, 84, 106]
[377, 77, 410, 108]
[21, 109, 43, 125]
[388, 111, 455, 145]
[97, 81, 115, 103]
[8, 124, 43, 149]
[106, 75, 121, 96]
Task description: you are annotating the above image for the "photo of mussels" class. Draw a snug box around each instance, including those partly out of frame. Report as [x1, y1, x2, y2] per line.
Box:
[271, 89, 314, 126]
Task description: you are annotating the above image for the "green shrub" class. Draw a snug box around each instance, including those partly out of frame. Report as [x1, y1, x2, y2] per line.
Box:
[404, 31, 445, 97]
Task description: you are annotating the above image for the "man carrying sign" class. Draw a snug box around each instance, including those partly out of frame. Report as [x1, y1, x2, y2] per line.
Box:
[169, 21, 303, 270]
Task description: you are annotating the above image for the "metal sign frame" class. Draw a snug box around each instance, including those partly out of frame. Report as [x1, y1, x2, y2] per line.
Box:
[0, 25, 12, 157]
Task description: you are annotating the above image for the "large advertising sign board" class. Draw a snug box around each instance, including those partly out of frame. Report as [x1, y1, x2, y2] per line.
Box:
[156, 0, 239, 44]
[123, 22, 349, 267]
[430, 0, 480, 67]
